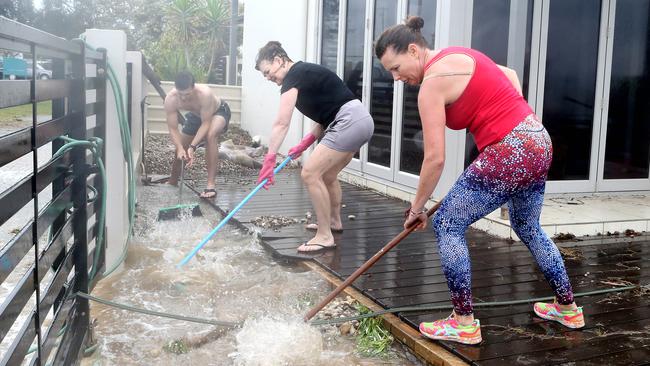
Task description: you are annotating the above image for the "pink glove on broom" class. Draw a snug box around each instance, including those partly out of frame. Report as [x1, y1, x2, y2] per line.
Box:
[257, 153, 277, 189]
[288, 133, 317, 158]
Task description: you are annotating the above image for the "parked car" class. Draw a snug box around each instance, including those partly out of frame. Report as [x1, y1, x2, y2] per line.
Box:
[27, 61, 52, 80]
[0, 57, 52, 79]
[1, 57, 28, 79]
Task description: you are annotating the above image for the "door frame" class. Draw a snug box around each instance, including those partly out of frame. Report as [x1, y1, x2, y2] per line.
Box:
[595, 0, 650, 191]
[535, 0, 610, 194]
[337, 0, 363, 171]
[361, 0, 399, 180]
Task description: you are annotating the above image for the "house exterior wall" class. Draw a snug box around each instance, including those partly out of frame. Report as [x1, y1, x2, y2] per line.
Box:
[241, 0, 650, 198]
[240, 0, 314, 155]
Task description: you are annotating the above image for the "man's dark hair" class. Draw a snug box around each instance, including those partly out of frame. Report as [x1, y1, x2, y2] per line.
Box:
[175, 71, 195, 90]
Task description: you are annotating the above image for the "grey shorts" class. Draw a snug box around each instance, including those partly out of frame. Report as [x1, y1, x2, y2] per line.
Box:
[182, 100, 231, 136]
[320, 99, 374, 152]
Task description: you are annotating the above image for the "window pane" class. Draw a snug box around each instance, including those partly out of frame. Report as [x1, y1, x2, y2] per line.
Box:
[603, 0, 650, 179]
[400, 0, 437, 174]
[466, 0, 533, 168]
[320, 0, 339, 73]
[521, 3, 534, 99]
[466, 1, 511, 167]
[544, 0, 601, 180]
[343, 0, 366, 100]
[343, 0, 365, 160]
[368, 0, 399, 167]
[472, 0, 510, 65]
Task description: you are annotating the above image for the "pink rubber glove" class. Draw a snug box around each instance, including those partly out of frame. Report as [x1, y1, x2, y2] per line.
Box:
[288, 133, 317, 158]
[257, 153, 277, 189]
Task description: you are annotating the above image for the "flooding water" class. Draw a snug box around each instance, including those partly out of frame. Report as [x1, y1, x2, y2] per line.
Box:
[82, 183, 419, 365]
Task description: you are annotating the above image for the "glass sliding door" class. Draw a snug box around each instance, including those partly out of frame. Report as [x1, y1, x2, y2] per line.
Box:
[598, 0, 650, 190]
[513, 1, 534, 100]
[466, 0, 511, 167]
[472, 0, 510, 65]
[466, 0, 534, 168]
[366, 0, 399, 175]
[533, 0, 647, 192]
[397, 0, 437, 177]
[320, 0, 340, 73]
[541, 0, 602, 186]
[326, 0, 649, 194]
[343, 0, 366, 100]
[343, 0, 366, 164]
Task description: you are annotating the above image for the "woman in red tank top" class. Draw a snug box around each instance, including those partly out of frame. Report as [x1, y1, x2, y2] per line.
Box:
[374, 16, 584, 345]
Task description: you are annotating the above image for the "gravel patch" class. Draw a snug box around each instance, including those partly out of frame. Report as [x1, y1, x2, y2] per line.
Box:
[143, 125, 297, 185]
[314, 295, 362, 337]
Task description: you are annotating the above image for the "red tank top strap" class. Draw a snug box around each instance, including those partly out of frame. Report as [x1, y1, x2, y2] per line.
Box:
[423, 48, 451, 72]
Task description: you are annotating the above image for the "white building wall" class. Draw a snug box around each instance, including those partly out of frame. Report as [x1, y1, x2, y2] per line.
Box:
[83, 29, 129, 274]
[241, 0, 313, 155]
[126, 52, 146, 173]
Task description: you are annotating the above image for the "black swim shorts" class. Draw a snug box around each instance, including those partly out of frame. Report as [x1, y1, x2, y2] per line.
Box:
[181, 100, 231, 136]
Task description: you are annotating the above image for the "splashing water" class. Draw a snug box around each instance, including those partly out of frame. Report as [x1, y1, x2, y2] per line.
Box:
[79, 184, 418, 365]
[232, 317, 323, 365]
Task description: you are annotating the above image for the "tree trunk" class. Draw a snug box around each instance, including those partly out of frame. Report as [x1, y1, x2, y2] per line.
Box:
[183, 45, 191, 69]
[206, 34, 216, 82]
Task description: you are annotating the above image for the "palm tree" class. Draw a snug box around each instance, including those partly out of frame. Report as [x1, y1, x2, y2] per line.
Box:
[201, 0, 229, 81]
[166, 0, 200, 68]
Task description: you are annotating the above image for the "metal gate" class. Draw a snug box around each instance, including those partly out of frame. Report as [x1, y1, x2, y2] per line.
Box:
[0, 17, 106, 365]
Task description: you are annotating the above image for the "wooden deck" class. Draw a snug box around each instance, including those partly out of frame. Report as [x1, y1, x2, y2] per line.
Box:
[193, 170, 650, 365]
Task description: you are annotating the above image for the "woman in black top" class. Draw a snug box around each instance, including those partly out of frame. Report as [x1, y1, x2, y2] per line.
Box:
[255, 41, 374, 252]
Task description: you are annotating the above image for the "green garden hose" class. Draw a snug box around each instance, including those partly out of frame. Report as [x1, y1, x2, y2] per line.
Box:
[310, 285, 643, 326]
[70, 284, 645, 328]
[52, 136, 107, 281]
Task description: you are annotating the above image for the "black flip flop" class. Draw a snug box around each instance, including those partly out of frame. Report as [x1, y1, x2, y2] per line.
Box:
[199, 188, 217, 199]
[297, 242, 337, 253]
[305, 224, 344, 233]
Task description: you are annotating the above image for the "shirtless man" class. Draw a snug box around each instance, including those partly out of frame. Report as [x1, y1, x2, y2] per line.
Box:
[164, 71, 231, 198]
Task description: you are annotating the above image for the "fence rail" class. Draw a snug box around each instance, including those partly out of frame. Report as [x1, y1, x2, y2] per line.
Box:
[0, 16, 106, 365]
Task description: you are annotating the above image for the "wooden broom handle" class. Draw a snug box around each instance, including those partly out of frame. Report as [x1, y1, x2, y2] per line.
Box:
[304, 201, 442, 322]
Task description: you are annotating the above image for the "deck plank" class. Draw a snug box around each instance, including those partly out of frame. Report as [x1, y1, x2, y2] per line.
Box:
[194, 171, 650, 365]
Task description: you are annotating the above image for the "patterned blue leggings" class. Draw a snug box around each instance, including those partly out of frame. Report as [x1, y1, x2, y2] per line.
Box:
[432, 115, 575, 315]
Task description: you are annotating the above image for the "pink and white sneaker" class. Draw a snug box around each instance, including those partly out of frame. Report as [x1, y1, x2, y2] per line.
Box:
[419, 316, 482, 345]
[533, 302, 585, 329]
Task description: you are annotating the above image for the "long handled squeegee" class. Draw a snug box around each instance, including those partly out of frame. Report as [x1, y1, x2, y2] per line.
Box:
[177, 156, 293, 267]
[158, 160, 202, 221]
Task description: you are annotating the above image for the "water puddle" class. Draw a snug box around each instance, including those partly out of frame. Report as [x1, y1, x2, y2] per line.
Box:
[82, 184, 419, 365]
